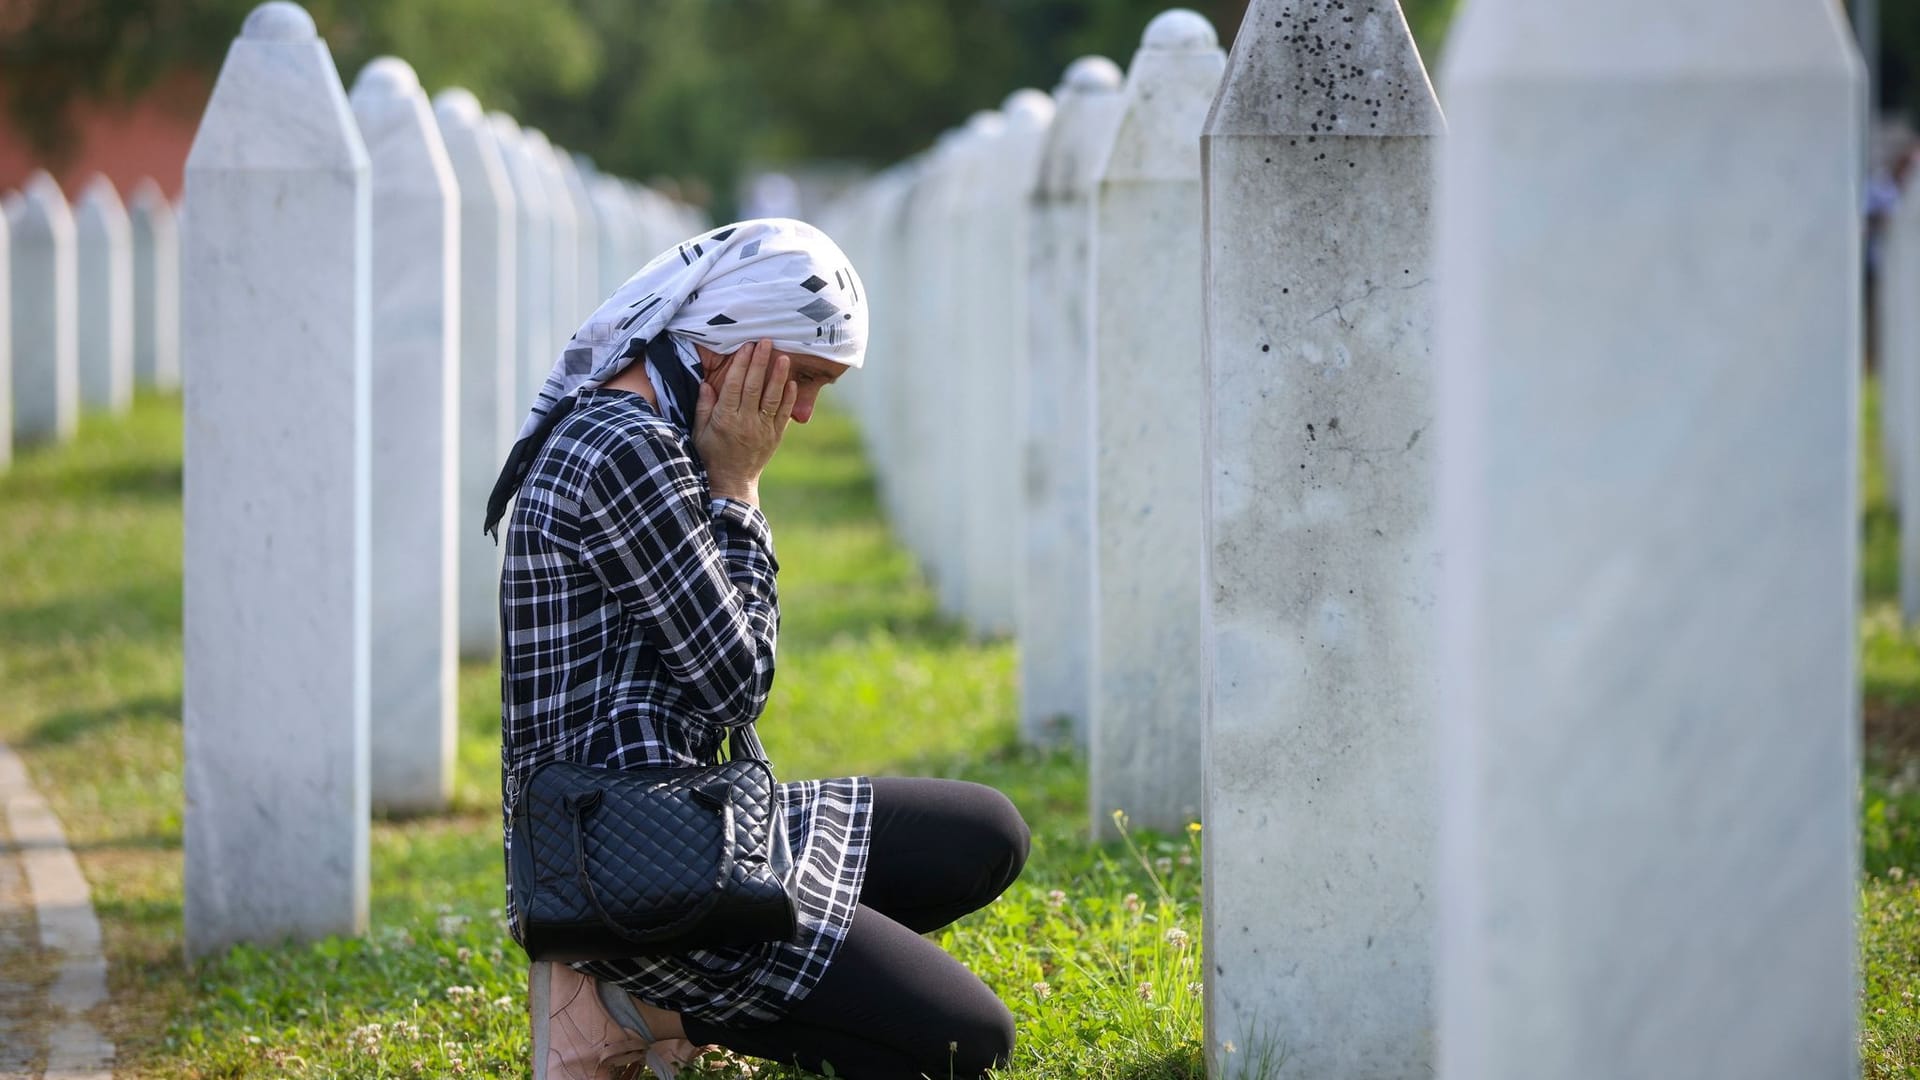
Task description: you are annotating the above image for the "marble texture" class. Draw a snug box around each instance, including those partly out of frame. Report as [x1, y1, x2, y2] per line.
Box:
[350, 57, 459, 817]
[74, 176, 134, 415]
[1200, 2, 1442, 1073]
[7, 172, 78, 447]
[182, 0, 371, 957]
[1435, 2, 1862, 1077]
[589, 172, 636, 297]
[904, 133, 974, 615]
[434, 88, 517, 659]
[1022, 56, 1125, 750]
[129, 180, 182, 391]
[1088, 10, 1223, 840]
[488, 113, 553, 415]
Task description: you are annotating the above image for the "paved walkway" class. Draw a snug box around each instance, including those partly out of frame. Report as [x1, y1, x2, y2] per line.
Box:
[0, 741, 114, 1080]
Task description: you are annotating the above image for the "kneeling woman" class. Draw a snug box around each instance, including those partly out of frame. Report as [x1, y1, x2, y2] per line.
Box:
[488, 219, 1030, 1080]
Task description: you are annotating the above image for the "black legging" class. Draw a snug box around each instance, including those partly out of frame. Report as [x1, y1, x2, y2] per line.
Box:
[681, 777, 1031, 1079]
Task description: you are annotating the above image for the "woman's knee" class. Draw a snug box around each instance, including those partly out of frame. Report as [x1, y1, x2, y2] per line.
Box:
[940, 993, 1016, 1079]
[962, 782, 1031, 892]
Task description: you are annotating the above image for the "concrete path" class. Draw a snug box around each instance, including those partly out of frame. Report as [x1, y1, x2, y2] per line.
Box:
[0, 741, 114, 1079]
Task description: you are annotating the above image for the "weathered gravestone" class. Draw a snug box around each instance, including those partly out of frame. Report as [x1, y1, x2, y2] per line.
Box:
[1088, 9, 1223, 839]
[7, 171, 78, 447]
[1022, 55, 1125, 750]
[488, 113, 554, 414]
[183, 0, 370, 956]
[349, 57, 459, 817]
[1434, 2, 1862, 1076]
[434, 88, 518, 659]
[74, 176, 134, 415]
[129, 179, 182, 391]
[1200, 1, 1442, 1073]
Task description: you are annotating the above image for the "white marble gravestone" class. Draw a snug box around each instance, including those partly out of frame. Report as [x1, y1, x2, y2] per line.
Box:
[349, 57, 459, 817]
[1435, 3, 1862, 1077]
[488, 113, 553, 414]
[74, 176, 134, 415]
[554, 149, 601, 320]
[589, 172, 636, 297]
[907, 131, 976, 615]
[1201, 2, 1442, 1073]
[1022, 56, 1125, 750]
[0, 212, 11, 467]
[967, 90, 1052, 640]
[129, 179, 181, 391]
[1885, 171, 1920, 623]
[1087, 10, 1223, 839]
[7, 171, 79, 447]
[182, 0, 371, 957]
[522, 130, 580, 355]
[434, 88, 517, 659]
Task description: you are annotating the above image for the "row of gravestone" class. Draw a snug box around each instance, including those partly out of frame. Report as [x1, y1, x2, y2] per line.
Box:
[176, 2, 704, 961]
[825, 0, 1863, 1076]
[0, 171, 180, 464]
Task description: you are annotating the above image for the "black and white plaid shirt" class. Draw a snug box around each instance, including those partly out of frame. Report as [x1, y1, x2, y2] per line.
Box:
[500, 387, 872, 1026]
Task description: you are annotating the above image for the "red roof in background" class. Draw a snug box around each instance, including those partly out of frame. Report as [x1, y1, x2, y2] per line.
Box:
[0, 70, 209, 203]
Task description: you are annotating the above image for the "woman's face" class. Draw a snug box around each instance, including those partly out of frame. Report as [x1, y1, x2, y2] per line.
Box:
[697, 343, 851, 424]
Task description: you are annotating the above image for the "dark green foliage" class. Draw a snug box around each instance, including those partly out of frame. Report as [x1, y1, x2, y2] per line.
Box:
[0, 0, 1463, 214]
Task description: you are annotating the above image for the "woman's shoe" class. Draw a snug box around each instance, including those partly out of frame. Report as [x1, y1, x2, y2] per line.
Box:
[529, 961, 656, 1080]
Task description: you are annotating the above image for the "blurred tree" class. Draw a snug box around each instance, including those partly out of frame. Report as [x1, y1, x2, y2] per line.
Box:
[0, 0, 1466, 207]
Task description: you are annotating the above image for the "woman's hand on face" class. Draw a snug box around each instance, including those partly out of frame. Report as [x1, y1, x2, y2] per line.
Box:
[693, 339, 797, 506]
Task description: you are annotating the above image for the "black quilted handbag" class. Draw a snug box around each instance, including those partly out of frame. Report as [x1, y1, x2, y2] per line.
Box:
[508, 728, 797, 962]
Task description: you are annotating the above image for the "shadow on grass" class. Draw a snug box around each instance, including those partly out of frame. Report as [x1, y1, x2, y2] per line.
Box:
[0, 582, 180, 648]
[23, 694, 180, 746]
[0, 460, 182, 503]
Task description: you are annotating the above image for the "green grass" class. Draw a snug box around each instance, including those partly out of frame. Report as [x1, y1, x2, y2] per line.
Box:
[0, 394, 1206, 1079]
[10, 381, 1920, 1077]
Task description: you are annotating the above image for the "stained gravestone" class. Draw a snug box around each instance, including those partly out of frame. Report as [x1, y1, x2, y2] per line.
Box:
[74, 176, 134, 415]
[1087, 10, 1223, 839]
[182, 0, 371, 956]
[1435, 2, 1861, 1076]
[434, 88, 518, 659]
[349, 57, 459, 817]
[129, 179, 182, 391]
[1022, 56, 1125, 750]
[7, 171, 78, 447]
[1200, 1, 1442, 1073]
[522, 130, 580, 354]
[488, 113, 554, 414]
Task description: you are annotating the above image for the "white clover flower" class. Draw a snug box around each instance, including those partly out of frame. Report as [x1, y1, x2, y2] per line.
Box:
[1032, 980, 1052, 999]
[1164, 927, 1190, 949]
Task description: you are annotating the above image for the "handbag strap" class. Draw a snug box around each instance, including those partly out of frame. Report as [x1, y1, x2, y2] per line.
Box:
[726, 725, 769, 764]
[564, 786, 737, 946]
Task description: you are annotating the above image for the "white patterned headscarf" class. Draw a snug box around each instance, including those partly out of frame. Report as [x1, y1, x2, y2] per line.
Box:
[485, 218, 868, 536]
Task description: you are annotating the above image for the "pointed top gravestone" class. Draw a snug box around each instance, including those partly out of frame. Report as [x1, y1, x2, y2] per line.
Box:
[75, 175, 134, 415]
[349, 55, 460, 817]
[1087, 10, 1223, 840]
[434, 86, 518, 659]
[1201, 1, 1443, 1074]
[129, 179, 181, 391]
[1021, 54, 1127, 750]
[182, 0, 371, 959]
[1435, 1, 1862, 1076]
[520, 128, 580, 353]
[553, 148, 601, 321]
[7, 170, 78, 446]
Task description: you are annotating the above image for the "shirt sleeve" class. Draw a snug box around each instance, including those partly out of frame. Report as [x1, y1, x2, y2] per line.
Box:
[575, 430, 780, 730]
